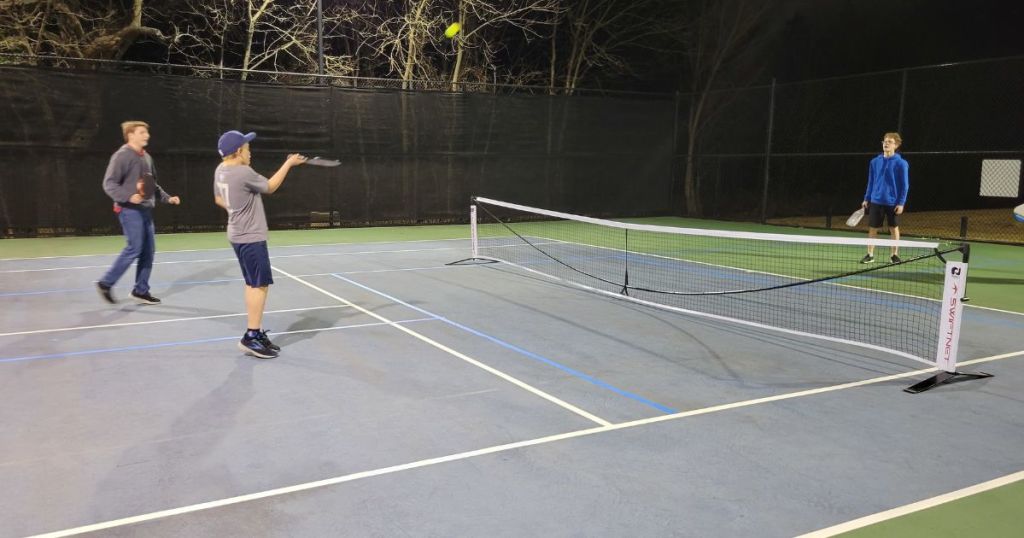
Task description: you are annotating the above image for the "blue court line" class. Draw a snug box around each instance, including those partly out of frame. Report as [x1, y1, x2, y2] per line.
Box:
[330, 273, 678, 414]
[0, 318, 434, 364]
[0, 278, 244, 298]
[0, 335, 238, 363]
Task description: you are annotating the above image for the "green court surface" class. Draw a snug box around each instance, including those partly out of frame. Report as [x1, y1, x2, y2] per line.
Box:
[836, 477, 1024, 538]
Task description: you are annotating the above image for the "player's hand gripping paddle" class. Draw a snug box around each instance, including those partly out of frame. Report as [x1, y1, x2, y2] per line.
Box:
[137, 173, 156, 198]
[306, 157, 341, 167]
[846, 207, 865, 227]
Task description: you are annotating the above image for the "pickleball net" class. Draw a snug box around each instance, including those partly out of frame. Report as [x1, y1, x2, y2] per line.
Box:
[467, 196, 968, 365]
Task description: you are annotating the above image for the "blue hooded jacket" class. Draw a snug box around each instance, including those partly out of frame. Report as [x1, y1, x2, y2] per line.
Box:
[864, 153, 909, 206]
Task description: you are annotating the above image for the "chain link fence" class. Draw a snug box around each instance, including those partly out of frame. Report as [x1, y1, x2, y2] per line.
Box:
[687, 56, 1024, 244]
[0, 56, 674, 237]
[1, 52, 1022, 244]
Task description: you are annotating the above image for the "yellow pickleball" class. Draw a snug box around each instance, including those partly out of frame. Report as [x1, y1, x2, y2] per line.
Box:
[445, 22, 461, 39]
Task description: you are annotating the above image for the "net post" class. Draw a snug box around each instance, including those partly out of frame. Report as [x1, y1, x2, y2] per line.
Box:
[445, 197, 496, 265]
[904, 258, 992, 393]
[620, 228, 630, 296]
[960, 242, 971, 302]
[470, 203, 479, 259]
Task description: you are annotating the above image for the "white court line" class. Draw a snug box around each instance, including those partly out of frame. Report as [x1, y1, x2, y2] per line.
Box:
[272, 266, 611, 427]
[480, 255, 935, 366]
[0, 265, 459, 300]
[797, 469, 1024, 537]
[0, 245, 467, 274]
[28, 350, 1023, 538]
[0, 237, 467, 262]
[0, 305, 350, 338]
[0, 241, 543, 275]
[477, 240, 1024, 318]
[0, 317, 436, 366]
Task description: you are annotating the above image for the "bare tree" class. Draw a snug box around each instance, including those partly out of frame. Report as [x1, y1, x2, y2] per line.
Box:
[1, 0, 690, 92]
[355, 1, 560, 90]
[0, 0, 167, 64]
[556, 0, 672, 93]
[674, 0, 772, 216]
[158, 0, 359, 82]
[448, 0, 561, 90]
[346, 0, 440, 89]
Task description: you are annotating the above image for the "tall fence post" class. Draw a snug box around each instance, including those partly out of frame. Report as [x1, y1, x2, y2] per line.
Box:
[672, 90, 681, 215]
[897, 68, 907, 132]
[316, 0, 325, 83]
[760, 78, 777, 224]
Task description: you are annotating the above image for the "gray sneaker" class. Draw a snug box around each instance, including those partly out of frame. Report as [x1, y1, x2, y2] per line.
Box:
[890, 254, 902, 263]
[859, 254, 874, 264]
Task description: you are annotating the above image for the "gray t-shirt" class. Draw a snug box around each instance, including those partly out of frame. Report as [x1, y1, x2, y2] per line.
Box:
[213, 163, 270, 243]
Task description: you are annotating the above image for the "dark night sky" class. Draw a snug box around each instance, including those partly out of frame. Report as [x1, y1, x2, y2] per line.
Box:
[773, 0, 1024, 81]
[587, 0, 1024, 92]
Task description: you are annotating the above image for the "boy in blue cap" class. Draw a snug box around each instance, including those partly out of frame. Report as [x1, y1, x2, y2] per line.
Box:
[214, 130, 306, 358]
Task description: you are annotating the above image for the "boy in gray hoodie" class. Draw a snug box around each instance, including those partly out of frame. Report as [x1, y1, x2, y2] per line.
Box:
[97, 121, 181, 304]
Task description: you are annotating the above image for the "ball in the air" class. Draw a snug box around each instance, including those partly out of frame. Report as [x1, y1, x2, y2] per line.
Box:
[445, 22, 461, 38]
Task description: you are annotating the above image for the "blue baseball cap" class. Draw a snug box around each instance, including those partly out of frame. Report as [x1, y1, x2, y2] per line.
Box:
[217, 130, 257, 157]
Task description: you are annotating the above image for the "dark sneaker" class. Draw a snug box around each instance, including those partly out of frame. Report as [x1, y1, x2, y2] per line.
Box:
[890, 254, 902, 263]
[860, 254, 875, 264]
[258, 330, 281, 352]
[97, 282, 116, 304]
[131, 291, 161, 305]
[239, 335, 278, 359]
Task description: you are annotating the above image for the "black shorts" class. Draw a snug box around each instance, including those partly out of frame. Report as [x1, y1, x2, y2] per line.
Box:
[867, 204, 900, 228]
[232, 240, 273, 287]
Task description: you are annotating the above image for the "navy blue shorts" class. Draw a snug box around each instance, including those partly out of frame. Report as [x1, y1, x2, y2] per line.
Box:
[231, 241, 273, 287]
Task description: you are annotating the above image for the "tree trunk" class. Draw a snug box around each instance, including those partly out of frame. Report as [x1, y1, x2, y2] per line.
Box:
[683, 95, 704, 216]
[402, 0, 429, 90]
[242, 0, 273, 81]
[450, 0, 466, 91]
[547, 10, 558, 94]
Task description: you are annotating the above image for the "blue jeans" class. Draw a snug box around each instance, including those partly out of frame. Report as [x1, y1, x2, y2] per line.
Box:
[100, 207, 155, 294]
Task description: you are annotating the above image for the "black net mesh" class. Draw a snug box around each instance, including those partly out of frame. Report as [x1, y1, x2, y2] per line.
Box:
[473, 197, 965, 364]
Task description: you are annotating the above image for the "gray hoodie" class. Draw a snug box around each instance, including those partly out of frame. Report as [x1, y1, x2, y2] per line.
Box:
[102, 144, 170, 208]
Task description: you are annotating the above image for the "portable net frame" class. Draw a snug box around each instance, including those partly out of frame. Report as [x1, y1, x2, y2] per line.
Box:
[465, 197, 971, 367]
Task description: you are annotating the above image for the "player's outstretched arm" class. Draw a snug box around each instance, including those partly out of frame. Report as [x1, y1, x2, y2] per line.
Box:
[267, 154, 307, 194]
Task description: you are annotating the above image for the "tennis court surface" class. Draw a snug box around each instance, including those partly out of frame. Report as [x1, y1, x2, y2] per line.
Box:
[2, 221, 1023, 537]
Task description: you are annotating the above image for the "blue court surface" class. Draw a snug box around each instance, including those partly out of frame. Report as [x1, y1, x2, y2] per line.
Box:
[1, 239, 1022, 537]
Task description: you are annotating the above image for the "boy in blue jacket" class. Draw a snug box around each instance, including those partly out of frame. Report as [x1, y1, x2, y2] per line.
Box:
[860, 132, 908, 264]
